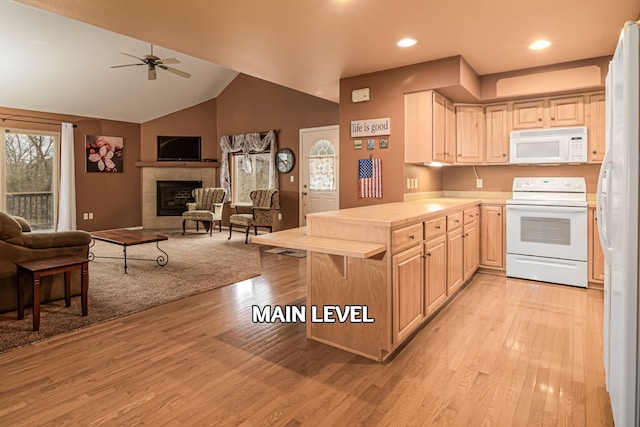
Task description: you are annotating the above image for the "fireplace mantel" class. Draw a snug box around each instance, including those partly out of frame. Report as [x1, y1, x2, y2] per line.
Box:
[136, 161, 219, 168]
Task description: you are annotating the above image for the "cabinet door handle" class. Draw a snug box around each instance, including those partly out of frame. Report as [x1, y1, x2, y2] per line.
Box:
[465, 233, 469, 237]
[593, 150, 598, 154]
[551, 117, 556, 121]
[409, 234, 415, 240]
[422, 252, 431, 258]
[538, 118, 543, 121]
[502, 153, 507, 157]
[455, 219, 460, 223]
[435, 225, 441, 230]
[497, 213, 501, 216]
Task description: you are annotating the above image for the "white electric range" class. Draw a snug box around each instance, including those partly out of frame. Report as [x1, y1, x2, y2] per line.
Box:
[506, 177, 588, 288]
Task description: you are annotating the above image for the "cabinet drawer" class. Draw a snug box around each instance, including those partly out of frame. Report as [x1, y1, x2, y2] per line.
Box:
[464, 207, 479, 225]
[425, 217, 446, 240]
[446, 212, 463, 231]
[393, 223, 423, 252]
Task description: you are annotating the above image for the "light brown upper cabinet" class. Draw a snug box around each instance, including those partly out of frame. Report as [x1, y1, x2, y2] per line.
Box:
[444, 98, 456, 164]
[587, 93, 606, 163]
[484, 103, 510, 164]
[404, 90, 454, 164]
[511, 100, 545, 129]
[549, 96, 585, 127]
[455, 105, 485, 164]
[512, 95, 585, 130]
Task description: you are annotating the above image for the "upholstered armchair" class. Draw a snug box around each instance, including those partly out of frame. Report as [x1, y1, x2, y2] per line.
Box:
[0, 212, 92, 313]
[228, 189, 280, 244]
[182, 187, 227, 236]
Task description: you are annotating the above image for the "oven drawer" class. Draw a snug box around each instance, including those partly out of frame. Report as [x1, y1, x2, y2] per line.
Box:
[446, 212, 463, 231]
[393, 223, 423, 252]
[506, 253, 587, 288]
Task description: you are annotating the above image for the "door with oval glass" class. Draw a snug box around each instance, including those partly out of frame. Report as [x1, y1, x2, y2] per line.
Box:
[299, 125, 339, 226]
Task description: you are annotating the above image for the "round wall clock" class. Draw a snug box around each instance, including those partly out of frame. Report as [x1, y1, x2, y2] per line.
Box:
[276, 148, 295, 173]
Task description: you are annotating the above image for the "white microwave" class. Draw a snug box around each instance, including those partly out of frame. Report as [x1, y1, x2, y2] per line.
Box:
[509, 126, 588, 164]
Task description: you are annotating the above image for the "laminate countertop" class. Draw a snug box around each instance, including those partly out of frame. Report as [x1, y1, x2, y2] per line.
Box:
[253, 198, 483, 257]
[305, 198, 482, 228]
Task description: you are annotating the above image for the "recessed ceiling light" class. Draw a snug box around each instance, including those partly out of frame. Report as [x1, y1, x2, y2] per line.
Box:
[397, 38, 417, 48]
[529, 40, 551, 50]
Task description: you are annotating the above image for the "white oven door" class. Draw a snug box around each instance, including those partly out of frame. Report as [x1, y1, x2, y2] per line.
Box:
[506, 205, 588, 261]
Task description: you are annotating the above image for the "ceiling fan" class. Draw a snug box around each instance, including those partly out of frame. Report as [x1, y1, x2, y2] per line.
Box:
[110, 44, 191, 80]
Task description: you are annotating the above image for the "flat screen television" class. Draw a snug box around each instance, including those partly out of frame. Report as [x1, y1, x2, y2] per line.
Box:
[157, 136, 202, 161]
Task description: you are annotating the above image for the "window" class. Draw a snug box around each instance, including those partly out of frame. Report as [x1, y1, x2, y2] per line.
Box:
[231, 152, 271, 205]
[308, 139, 336, 191]
[1, 129, 59, 230]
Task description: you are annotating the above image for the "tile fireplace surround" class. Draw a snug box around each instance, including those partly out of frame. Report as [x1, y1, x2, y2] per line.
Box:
[141, 166, 217, 229]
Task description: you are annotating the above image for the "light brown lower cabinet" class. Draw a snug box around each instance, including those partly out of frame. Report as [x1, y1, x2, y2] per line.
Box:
[479, 205, 504, 269]
[463, 219, 479, 280]
[447, 227, 464, 295]
[424, 233, 447, 316]
[392, 244, 425, 343]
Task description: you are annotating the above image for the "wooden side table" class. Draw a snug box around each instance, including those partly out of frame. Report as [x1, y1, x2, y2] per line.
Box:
[16, 255, 89, 331]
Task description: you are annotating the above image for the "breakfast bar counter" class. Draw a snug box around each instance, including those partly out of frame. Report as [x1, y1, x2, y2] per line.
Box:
[252, 198, 482, 361]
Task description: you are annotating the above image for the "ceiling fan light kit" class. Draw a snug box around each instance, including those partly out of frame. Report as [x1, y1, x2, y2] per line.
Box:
[110, 43, 191, 80]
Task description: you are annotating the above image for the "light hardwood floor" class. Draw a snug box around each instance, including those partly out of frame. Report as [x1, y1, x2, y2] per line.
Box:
[0, 251, 613, 426]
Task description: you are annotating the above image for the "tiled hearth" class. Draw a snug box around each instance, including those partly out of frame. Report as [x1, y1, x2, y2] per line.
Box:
[142, 167, 217, 229]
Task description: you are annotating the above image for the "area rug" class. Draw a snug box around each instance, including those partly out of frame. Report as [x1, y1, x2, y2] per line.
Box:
[263, 247, 307, 258]
[0, 230, 262, 353]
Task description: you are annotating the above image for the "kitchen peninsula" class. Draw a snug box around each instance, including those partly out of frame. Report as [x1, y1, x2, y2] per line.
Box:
[252, 198, 482, 361]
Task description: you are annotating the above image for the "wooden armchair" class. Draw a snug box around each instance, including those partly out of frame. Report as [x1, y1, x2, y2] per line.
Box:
[228, 189, 280, 244]
[182, 187, 227, 236]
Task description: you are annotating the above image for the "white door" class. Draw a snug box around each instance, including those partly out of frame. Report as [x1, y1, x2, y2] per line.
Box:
[299, 125, 339, 226]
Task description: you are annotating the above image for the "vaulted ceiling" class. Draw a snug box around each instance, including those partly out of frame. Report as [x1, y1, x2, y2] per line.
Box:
[4, 0, 639, 123]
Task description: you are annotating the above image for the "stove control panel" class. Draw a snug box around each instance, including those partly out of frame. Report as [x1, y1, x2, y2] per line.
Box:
[512, 177, 586, 193]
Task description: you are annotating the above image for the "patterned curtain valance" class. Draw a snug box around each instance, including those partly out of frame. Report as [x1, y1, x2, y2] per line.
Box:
[219, 130, 278, 202]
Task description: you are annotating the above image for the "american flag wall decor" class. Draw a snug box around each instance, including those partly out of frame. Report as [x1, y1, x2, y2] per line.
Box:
[358, 158, 382, 198]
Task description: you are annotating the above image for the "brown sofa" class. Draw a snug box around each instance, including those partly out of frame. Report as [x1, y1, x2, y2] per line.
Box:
[0, 212, 92, 313]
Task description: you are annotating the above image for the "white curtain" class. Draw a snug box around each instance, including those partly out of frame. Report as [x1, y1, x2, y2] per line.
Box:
[219, 130, 277, 201]
[57, 122, 76, 230]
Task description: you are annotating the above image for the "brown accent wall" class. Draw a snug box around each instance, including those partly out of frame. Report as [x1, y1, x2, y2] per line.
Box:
[216, 74, 338, 231]
[442, 164, 602, 193]
[0, 107, 141, 231]
[140, 98, 218, 164]
[339, 56, 474, 209]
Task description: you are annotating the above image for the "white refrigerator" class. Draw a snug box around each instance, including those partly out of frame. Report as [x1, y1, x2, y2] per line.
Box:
[597, 20, 640, 427]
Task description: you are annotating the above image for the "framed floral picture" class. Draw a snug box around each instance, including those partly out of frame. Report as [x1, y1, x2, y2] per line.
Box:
[86, 135, 124, 173]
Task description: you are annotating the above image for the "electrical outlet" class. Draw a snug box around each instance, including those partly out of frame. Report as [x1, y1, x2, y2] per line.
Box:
[83, 213, 88, 220]
[476, 179, 483, 188]
[407, 178, 411, 189]
[88, 212, 94, 220]
[290, 175, 294, 183]
[413, 178, 418, 189]
[278, 213, 282, 220]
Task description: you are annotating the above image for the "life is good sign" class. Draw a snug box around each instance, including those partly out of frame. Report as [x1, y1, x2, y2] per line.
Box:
[351, 118, 391, 137]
